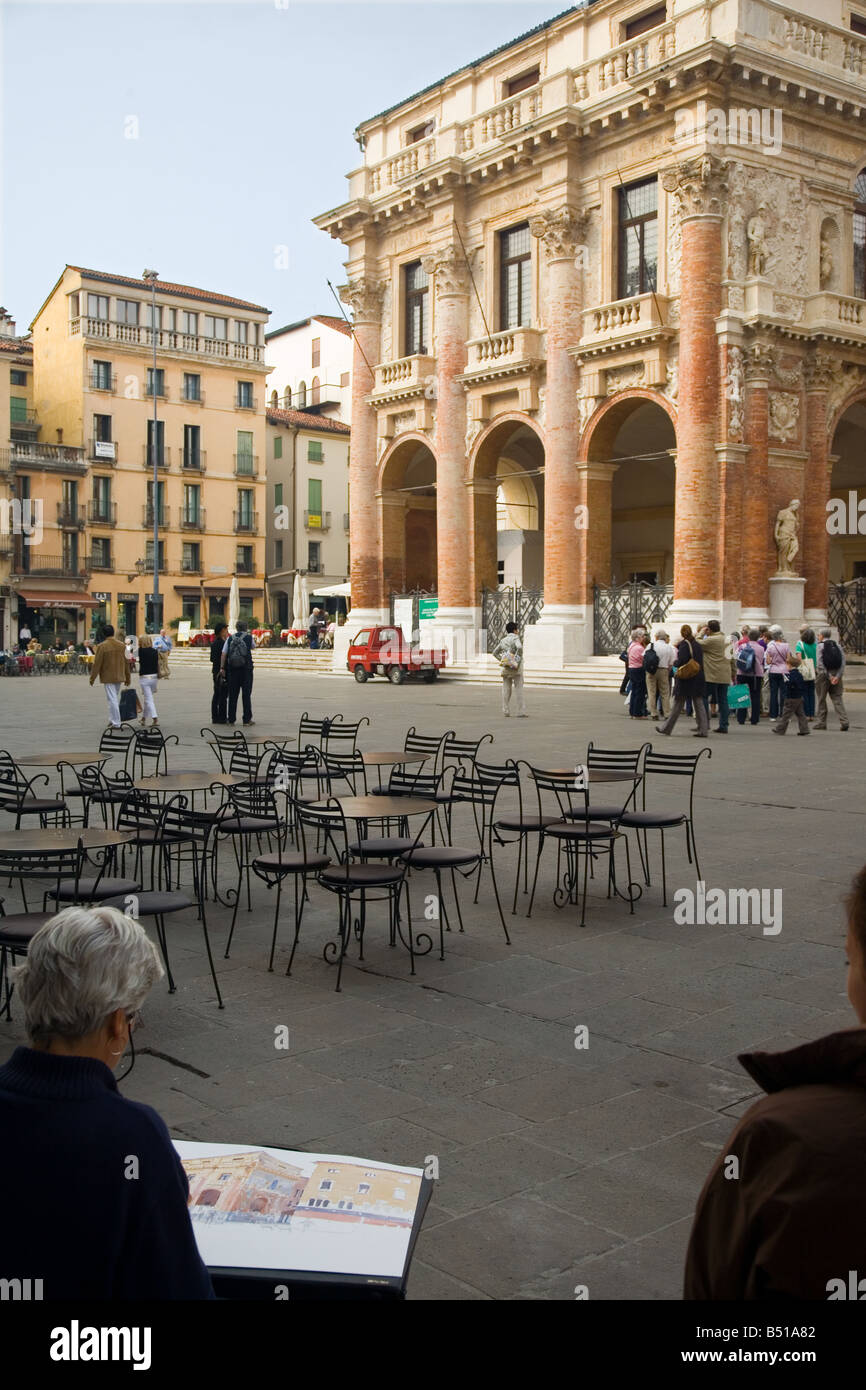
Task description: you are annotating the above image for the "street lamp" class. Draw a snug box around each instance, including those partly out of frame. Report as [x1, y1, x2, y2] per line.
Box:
[143, 268, 159, 632]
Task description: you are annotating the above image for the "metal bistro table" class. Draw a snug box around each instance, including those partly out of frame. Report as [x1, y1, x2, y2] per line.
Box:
[0, 827, 132, 853]
[14, 752, 111, 767]
[534, 767, 641, 920]
[134, 772, 243, 798]
[360, 751, 428, 768]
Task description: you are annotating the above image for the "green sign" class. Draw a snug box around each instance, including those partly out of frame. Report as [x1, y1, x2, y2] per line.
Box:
[418, 597, 438, 620]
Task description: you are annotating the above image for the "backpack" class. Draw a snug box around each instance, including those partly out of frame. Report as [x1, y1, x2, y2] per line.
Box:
[227, 633, 249, 669]
[736, 643, 755, 674]
[822, 639, 843, 672]
[643, 644, 660, 674]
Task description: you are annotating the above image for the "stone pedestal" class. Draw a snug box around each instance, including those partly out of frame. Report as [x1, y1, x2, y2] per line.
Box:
[331, 608, 387, 672]
[768, 574, 806, 642]
[523, 604, 593, 666]
[666, 599, 724, 636]
[429, 607, 482, 667]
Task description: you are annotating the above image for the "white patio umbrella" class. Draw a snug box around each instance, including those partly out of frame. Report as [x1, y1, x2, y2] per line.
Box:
[291, 572, 304, 629]
[298, 572, 309, 627]
[228, 573, 240, 631]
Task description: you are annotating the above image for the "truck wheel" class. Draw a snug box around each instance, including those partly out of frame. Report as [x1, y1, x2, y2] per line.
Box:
[353, 665, 369, 683]
[423, 669, 439, 683]
[388, 665, 406, 686]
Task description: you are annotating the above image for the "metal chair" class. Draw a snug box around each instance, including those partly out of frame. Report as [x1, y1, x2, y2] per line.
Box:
[0, 752, 68, 829]
[217, 781, 286, 958]
[201, 727, 247, 773]
[322, 717, 370, 755]
[59, 761, 140, 830]
[443, 733, 495, 778]
[0, 842, 85, 1019]
[619, 746, 712, 904]
[449, 758, 517, 942]
[129, 726, 179, 779]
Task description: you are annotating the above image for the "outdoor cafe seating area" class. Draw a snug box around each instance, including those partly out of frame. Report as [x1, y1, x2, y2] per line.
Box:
[0, 715, 711, 1018]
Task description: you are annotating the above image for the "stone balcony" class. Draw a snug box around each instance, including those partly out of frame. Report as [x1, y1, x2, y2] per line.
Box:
[579, 295, 671, 356]
[69, 317, 267, 368]
[461, 329, 544, 384]
[370, 354, 436, 405]
[804, 292, 866, 340]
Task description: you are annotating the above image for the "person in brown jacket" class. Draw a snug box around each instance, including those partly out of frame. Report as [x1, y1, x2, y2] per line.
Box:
[684, 864, 866, 1300]
[88, 623, 131, 728]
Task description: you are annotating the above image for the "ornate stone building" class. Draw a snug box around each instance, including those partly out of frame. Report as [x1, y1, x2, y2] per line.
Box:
[317, 0, 866, 663]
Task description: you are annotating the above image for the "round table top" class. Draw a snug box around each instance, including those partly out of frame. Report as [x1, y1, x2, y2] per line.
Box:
[15, 752, 110, 767]
[361, 750, 429, 767]
[134, 772, 242, 792]
[203, 730, 295, 747]
[321, 794, 439, 819]
[537, 768, 639, 782]
[0, 827, 133, 853]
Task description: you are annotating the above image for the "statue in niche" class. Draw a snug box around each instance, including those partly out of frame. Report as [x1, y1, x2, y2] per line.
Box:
[820, 237, 833, 290]
[774, 499, 800, 574]
[747, 204, 769, 278]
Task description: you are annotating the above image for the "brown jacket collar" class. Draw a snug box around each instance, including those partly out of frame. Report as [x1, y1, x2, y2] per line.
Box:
[739, 1027, 866, 1094]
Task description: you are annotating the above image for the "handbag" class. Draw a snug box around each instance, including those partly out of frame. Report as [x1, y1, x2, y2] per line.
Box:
[727, 683, 752, 710]
[500, 651, 520, 672]
[675, 641, 700, 682]
[799, 654, 816, 681]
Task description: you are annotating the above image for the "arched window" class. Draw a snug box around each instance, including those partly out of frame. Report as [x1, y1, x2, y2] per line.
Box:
[270, 389, 278, 409]
[311, 376, 321, 405]
[282, 387, 291, 409]
[297, 381, 307, 408]
[855, 170, 866, 298]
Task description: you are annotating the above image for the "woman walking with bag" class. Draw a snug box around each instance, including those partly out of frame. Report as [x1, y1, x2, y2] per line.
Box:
[656, 625, 709, 737]
[136, 634, 159, 728]
[494, 621, 527, 718]
[764, 626, 790, 720]
[795, 625, 817, 717]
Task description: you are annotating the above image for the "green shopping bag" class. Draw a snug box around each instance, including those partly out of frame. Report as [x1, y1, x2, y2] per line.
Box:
[727, 683, 751, 710]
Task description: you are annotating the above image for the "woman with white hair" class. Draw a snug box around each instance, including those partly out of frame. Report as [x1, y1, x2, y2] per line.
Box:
[764, 625, 791, 721]
[0, 906, 214, 1299]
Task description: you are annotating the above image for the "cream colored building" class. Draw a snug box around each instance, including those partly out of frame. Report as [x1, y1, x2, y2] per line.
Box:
[317, 0, 866, 664]
[266, 408, 350, 627]
[265, 314, 353, 420]
[23, 266, 270, 638]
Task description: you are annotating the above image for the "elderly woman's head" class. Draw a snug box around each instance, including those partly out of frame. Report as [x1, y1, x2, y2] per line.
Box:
[15, 907, 163, 1067]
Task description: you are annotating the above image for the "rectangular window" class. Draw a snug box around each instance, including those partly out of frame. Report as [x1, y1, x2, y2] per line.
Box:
[91, 537, 111, 568]
[182, 541, 200, 572]
[856, 211, 866, 299]
[146, 367, 165, 398]
[404, 260, 429, 356]
[10, 397, 27, 423]
[10, 369, 26, 386]
[87, 293, 109, 320]
[183, 483, 201, 522]
[311, 337, 321, 368]
[145, 303, 161, 330]
[505, 67, 539, 97]
[499, 223, 532, 330]
[237, 489, 253, 525]
[307, 540, 321, 572]
[274, 483, 283, 506]
[115, 298, 139, 325]
[146, 479, 165, 516]
[94, 414, 112, 443]
[181, 311, 198, 336]
[853, 14, 866, 35]
[93, 476, 111, 508]
[274, 538, 283, 569]
[183, 423, 201, 469]
[204, 315, 227, 340]
[181, 595, 200, 625]
[236, 430, 254, 473]
[625, 5, 667, 39]
[237, 381, 254, 409]
[308, 439, 323, 463]
[92, 360, 112, 390]
[62, 480, 78, 514]
[236, 544, 254, 573]
[164, 307, 176, 332]
[183, 372, 201, 402]
[408, 120, 434, 143]
[144, 539, 165, 569]
[308, 478, 322, 515]
[357, 1183, 371, 1194]
[146, 419, 165, 465]
[274, 435, 283, 460]
[235, 320, 248, 343]
[618, 178, 658, 298]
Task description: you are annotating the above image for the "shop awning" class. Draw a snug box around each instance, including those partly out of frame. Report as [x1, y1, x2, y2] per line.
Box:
[19, 591, 101, 608]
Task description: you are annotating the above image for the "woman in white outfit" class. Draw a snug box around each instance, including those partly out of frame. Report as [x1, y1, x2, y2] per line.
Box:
[137, 633, 160, 727]
[494, 621, 527, 717]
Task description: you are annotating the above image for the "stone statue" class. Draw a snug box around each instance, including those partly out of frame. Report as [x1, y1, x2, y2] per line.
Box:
[747, 205, 769, 278]
[820, 237, 833, 290]
[774, 498, 800, 574]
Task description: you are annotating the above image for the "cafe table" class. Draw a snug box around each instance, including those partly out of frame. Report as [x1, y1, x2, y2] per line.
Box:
[360, 751, 428, 768]
[0, 827, 132, 853]
[15, 752, 111, 767]
[134, 772, 242, 796]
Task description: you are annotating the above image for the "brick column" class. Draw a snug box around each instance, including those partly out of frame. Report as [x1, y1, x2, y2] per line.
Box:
[740, 340, 775, 622]
[662, 157, 728, 628]
[423, 245, 471, 613]
[470, 476, 499, 596]
[803, 349, 834, 624]
[578, 462, 619, 596]
[524, 208, 590, 666]
[339, 277, 385, 617]
[379, 491, 406, 601]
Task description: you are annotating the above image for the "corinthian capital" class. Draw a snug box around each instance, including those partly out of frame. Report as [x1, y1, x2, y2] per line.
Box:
[421, 244, 470, 297]
[339, 277, 385, 323]
[529, 206, 590, 263]
[803, 347, 836, 392]
[662, 153, 730, 220]
[744, 340, 776, 383]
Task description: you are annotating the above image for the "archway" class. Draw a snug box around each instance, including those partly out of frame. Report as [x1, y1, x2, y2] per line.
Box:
[379, 435, 437, 598]
[829, 397, 866, 583]
[471, 417, 544, 596]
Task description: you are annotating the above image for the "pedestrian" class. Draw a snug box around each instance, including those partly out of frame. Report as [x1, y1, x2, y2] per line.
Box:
[684, 863, 866, 1299]
[619, 626, 642, 702]
[88, 623, 131, 728]
[697, 619, 733, 734]
[734, 627, 764, 726]
[814, 627, 849, 731]
[307, 608, 322, 650]
[757, 625, 771, 715]
[795, 625, 817, 717]
[656, 625, 709, 737]
[153, 628, 172, 653]
[764, 626, 791, 720]
[627, 630, 649, 718]
[136, 634, 159, 728]
[646, 627, 674, 719]
[493, 620, 527, 717]
[221, 620, 255, 726]
[772, 652, 809, 735]
[210, 621, 228, 724]
[19, 622, 31, 645]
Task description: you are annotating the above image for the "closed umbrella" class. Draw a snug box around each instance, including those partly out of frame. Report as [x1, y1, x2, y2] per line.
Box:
[291, 572, 304, 630]
[229, 574, 240, 631]
[299, 573, 309, 629]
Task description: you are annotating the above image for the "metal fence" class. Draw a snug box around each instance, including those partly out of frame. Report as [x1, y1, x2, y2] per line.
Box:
[593, 582, 674, 655]
[481, 586, 544, 653]
[829, 577, 866, 655]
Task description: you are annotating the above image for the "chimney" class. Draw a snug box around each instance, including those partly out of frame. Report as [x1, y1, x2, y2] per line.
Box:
[0, 308, 16, 338]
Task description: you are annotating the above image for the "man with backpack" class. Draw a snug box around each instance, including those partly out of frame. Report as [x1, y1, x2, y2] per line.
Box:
[734, 627, 764, 726]
[220, 621, 255, 726]
[814, 628, 849, 731]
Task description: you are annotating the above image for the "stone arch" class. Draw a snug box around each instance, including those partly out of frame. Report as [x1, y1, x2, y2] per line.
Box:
[378, 433, 437, 597]
[270, 389, 279, 409]
[829, 391, 866, 583]
[311, 376, 321, 405]
[469, 414, 545, 594]
[578, 389, 677, 461]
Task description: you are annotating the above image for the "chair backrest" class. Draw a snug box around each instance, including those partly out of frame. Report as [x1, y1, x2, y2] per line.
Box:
[201, 727, 246, 772]
[322, 717, 370, 754]
[584, 741, 649, 815]
[99, 724, 135, 771]
[266, 744, 324, 799]
[452, 759, 520, 847]
[295, 794, 350, 865]
[227, 742, 263, 782]
[643, 745, 712, 818]
[403, 727, 455, 774]
[224, 776, 281, 823]
[0, 841, 83, 892]
[320, 749, 368, 797]
[521, 761, 589, 824]
[131, 727, 178, 779]
[298, 712, 344, 747]
[443, 733, 494, 774]
[388, 762, 454, 801]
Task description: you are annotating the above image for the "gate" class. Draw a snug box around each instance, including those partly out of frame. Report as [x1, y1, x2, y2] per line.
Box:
[593, 582, 674, 655]
[481, 586, 544, 653]
[829, 578, 866, 655]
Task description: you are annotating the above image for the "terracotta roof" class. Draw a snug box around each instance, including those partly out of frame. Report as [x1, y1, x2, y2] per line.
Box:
[267, 408, 350, 435]
[0, 337, 32, 357]
[266, 313, 353, 341]
[67, 266, 270, 313]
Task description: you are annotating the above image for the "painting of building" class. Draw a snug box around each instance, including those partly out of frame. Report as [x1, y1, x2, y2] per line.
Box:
[297, 1160, 421, 1227]
[184, 1149, 306, 1223]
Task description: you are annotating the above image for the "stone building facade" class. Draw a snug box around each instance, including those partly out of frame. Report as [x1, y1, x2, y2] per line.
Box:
[317, 0, 866, 663]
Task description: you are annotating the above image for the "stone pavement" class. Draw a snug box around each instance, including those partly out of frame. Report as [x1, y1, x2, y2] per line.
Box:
[0, 664, 862, 1299]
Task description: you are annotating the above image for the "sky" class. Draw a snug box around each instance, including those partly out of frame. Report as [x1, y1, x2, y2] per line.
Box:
[1, 0, 564, 332]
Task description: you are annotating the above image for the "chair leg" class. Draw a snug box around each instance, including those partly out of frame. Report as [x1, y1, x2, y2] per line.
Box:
[486, 828, 511, 946]
[526, 836, 545, 919]
[198, 903, 224, 1009]
[450, 867, 465, 934]
[285, 873, 306, 977]
[154, 915, 176, 994]
[660, 829, 668, 907]
[688, 818, 702, 880]
[223, 842, 245, 958]
[268, 875, 283, 972]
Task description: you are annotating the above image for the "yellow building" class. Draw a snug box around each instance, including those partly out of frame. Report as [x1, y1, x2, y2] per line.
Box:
[22, 266, 270, 639]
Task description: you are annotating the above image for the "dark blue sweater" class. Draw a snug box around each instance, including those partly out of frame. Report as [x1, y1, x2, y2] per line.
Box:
[0, 1047, 214, 1299]
[785, 669, 806, 699]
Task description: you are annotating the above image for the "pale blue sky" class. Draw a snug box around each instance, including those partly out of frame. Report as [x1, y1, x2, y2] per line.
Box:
[2, 1, 562, 330]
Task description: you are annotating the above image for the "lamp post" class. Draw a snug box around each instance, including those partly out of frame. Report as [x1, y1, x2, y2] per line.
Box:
[143, 268, 159, 633]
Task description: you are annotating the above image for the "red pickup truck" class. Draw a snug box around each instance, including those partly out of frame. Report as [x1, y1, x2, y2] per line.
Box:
[347, 626, 448, 684]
